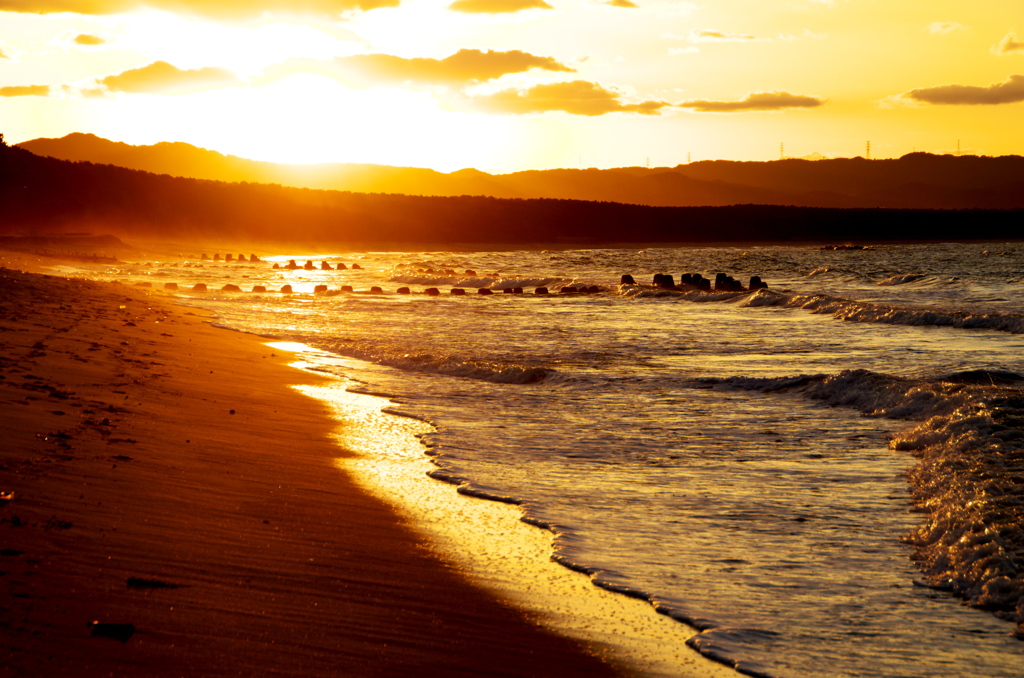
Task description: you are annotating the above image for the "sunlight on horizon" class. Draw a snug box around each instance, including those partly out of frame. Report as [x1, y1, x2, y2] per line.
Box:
[0, 0, 1021, 171]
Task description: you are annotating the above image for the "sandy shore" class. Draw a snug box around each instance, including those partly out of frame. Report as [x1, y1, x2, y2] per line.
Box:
[0, 254, 627, 677]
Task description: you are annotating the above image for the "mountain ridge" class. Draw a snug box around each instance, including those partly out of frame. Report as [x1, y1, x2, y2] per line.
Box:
[2, 139, 1020, 249]
[18, 133, 1024, 210]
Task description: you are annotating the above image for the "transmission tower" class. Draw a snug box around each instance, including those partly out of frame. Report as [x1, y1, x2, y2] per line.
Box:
[780, 142, 785, 160]
[866, 141, 871, 160]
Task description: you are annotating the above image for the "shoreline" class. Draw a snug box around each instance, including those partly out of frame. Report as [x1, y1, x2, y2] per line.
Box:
[280, 348, 737, 677]
[0, 257, 626, 676]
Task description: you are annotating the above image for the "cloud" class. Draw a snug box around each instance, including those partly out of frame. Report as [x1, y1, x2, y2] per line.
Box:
[995, 32, 1024, 55]
[677, 91, 825, 112]
[0, 0, 398, 21]
[688, 28, 759, 43]
[927, 22, 966, 35]
[901, 74, 1024, 105]
[0, 85, 50, 96]
[99, 61, 244, 95]
[462, 80, 669, 116]
[74, 33, 107, 45]
[448, 0, 552, 13]
[261, 49, 572, 88]
[606, 0, 638, 6]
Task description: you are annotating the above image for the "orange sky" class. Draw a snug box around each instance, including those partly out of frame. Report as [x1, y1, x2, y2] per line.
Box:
[0, 1, 1022, 171]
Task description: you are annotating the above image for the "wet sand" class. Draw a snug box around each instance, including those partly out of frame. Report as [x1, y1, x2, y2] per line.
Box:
[0, 254, 625, 677]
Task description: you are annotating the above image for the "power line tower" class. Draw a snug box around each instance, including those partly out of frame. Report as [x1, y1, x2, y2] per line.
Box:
[780, 142, 785, 160]
[866, 140, 871, 160]
[687, 151, 691, 164]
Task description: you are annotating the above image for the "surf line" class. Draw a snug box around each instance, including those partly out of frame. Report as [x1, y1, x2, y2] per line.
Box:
[267, 341, 738, 678]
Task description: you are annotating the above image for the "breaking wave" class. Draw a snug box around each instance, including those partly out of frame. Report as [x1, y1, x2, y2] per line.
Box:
[305, 337, 555, 385]
[701, 368, 1024, 637]
[741, 288, 1024, 334]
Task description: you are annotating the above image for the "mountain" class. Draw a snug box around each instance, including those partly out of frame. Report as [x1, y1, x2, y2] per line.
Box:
[2, 139, 1020, 248]
[19, 133, 1024, 210]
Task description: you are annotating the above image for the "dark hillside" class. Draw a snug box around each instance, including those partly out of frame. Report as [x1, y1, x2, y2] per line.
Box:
[1, 140, 1020, 248]
[18, 133, 1024, 210]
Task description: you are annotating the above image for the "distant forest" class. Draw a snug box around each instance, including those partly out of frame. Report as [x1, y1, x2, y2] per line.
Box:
[1, 137, 1021, 248]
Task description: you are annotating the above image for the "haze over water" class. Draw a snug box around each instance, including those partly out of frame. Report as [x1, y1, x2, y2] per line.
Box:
[88, 242, 1024, 677]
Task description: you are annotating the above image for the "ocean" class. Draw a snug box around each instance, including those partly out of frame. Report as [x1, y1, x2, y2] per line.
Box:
[82, 242, 1024, 677]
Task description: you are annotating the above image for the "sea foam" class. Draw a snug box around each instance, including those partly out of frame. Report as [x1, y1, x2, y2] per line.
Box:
[707, 368, 1024, 635]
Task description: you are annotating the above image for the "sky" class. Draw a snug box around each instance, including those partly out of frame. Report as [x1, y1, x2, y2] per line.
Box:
[0, 0, 1022, 172]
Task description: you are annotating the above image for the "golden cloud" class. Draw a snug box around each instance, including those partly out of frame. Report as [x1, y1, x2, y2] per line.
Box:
[689, 28, 759, 42]
[678, 91, 824, 112]
[100, 61, 244, 95]
[261, 49, 573, 88]
[0, 0, 397, 20]
[927, 22, 966, 36]
[995, 32, 1024, 55]
[74, 34, 107, 45]
[902, 74, 1024, 105]
[0, 84, 50, 96]
[448, 0, 552, 13]
[606, 0, 638, 6]
[464, 80, 669, 116]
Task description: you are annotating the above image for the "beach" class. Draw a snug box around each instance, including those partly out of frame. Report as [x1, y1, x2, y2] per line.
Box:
[0, 252, 672, 677]
[6, 240, 1024, 678]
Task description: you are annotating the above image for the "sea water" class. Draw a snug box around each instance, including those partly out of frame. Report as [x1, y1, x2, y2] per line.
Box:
[92, 243, 1024, 677]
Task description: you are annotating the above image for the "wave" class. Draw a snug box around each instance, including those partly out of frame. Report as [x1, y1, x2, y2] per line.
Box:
[618, 283, 747, 302]
[740, 288, 1024, 334]
[701, 368, 1024, 637]
[877, 273, 928, 286]
[305, 337, 556, 385]
[388, 273, 567, 290]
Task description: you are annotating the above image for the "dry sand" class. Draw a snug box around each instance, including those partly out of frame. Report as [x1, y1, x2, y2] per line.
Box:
[0, 249, 729, 678]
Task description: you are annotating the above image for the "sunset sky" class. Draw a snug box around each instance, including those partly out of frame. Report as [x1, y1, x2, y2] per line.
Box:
[1, 0, 1022, 172]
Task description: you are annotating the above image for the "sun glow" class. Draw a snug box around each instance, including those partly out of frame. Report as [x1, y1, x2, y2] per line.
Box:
[143, 75, 516, 169]
[0, 0, 1022, 170]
